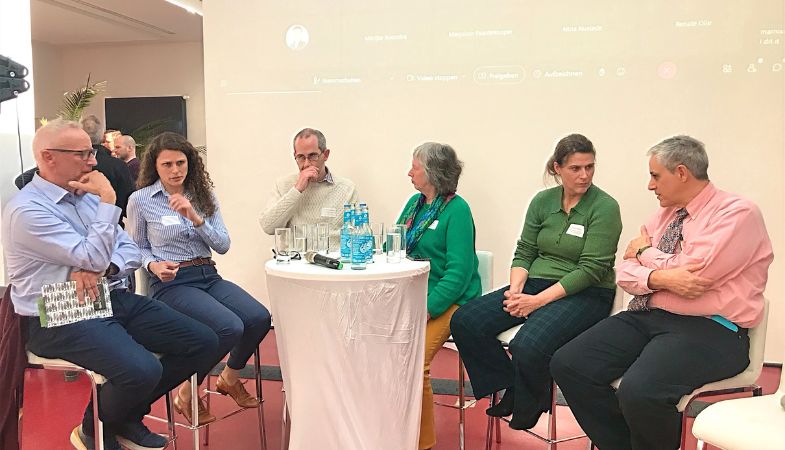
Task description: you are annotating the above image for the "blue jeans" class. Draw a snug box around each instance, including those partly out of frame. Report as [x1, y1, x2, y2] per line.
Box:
[26, 290, 219, 427]
[150, 265, 271, 381]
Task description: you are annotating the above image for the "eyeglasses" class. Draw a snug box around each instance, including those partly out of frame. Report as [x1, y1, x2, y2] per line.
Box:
[294, 152, 322, 163]
[46, 148, 98, 161]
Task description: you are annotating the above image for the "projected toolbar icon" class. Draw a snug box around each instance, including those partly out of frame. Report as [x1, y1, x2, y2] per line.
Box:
[286, 24, 310, 50]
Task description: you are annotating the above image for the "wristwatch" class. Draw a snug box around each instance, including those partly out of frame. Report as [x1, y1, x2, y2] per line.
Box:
[635, 245, 652, 260]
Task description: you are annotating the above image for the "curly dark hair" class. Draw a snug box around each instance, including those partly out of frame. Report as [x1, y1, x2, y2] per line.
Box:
[137, 132, 217, 217]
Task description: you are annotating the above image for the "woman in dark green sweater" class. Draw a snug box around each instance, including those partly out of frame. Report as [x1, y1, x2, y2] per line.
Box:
[396, 142, 482, 450]
[450, 134, 622, 430]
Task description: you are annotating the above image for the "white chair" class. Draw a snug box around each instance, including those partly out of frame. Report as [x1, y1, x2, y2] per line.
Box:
[436, 250, 494, 450]
[24, 351, 176, 450]
[485, 324, 588, 450]
[600, 299, 770, 450]
[692, 349, 785, 450]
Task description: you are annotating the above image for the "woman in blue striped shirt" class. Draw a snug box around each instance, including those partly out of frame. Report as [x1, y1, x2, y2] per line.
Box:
[127, 132, 271, 425]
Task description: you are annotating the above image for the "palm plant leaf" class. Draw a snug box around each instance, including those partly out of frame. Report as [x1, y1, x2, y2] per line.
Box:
[130, 118, 174, 157]
[57, 75, 107, 121]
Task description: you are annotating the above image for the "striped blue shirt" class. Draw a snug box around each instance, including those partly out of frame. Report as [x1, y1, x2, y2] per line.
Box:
[1, 174, 141, 316]
[127, 180, 230, 271]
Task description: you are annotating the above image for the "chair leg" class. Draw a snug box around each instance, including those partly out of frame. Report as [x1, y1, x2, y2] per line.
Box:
[255, 348, 268, 450]
[547, 381, 557, 450]
[484, 392, 495, 450]
[495, 416, 501, 443]
[203, 374, 211, 446]
[190, 374, 199, 450]
[89, 375, 104, 450]
[166, 391, 178, 450]
[458, 357, 465, 450]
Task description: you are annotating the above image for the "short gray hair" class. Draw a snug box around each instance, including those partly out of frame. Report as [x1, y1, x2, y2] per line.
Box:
[32, 119, 83, 164]
[413, 142, 463, 195]
[647, 135, 709, 180]
[80, 114, 104, 145]
[293, 128, 327, 151]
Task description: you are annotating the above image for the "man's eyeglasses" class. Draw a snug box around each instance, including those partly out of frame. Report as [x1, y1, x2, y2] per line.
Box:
[294, 152, 322, 163]
[47, 148, 98, 161]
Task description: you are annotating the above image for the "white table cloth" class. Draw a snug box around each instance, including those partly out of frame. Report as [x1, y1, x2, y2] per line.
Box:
[265, 256, 430, 450]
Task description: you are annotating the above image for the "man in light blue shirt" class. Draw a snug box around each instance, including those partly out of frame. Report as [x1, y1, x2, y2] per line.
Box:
[2, 119, 218, 450]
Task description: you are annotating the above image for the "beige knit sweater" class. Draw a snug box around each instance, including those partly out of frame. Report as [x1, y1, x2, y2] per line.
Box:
[259, 172, 359, 249]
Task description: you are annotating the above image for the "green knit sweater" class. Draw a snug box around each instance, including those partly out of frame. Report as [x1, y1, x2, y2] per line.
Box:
[511, 184, 622, 294]
[397, 194, 482, 318]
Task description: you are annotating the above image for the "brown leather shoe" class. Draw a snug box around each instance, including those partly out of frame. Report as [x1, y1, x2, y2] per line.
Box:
[173, 392, 216, 426]
[215, 374, 260, 408]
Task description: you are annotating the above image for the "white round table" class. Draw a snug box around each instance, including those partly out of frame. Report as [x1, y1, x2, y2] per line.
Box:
[265, 256, 430, 450]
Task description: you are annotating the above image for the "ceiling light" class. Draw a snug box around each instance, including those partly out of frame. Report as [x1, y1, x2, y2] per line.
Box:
[164, 0, 203, 16]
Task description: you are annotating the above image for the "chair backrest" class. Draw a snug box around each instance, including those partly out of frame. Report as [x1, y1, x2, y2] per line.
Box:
[476, 250, 494, 295]
[744, 298, 770, 381]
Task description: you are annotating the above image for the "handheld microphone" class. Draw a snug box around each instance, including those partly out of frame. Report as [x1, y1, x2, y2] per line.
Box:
[304, 251, 343, 270]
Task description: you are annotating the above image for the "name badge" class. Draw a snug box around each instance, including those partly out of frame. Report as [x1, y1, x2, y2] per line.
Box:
[428, 220, 439, 230]
[161, 215, 180, 226]
[321, 207, 337, 218]
[566, 223, 585, 238]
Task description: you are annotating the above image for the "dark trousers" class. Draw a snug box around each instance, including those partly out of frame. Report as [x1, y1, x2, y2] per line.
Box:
[550, 309, 750, 450]
[26, 290, 218, 429]
[150, 265, 271, 381]
[450, 278, 613, 417]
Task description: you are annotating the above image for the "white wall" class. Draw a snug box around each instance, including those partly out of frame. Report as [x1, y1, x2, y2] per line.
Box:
[0, 0, 36, 284]
[30, 40, 206, 155]
[202, 1, 785, 362]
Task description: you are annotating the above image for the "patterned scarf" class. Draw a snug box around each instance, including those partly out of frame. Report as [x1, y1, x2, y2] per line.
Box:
[399, 193, 455, 252]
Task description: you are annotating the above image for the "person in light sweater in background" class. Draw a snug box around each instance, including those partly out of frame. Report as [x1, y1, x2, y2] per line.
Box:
[259, 128, 359, 250]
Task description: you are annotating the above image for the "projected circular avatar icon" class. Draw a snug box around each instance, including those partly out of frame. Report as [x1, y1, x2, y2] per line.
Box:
[286, 25, 310, 50]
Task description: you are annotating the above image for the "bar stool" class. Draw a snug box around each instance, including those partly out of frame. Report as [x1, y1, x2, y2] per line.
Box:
[24, 351, 176, 450]
[485, 324, 587, 450]
[147, 348, 267, 450]
[435, 250, 494, 450]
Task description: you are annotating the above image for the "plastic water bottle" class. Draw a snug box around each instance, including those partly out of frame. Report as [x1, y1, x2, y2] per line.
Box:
[351, 204, 367, 270]
[340, 203, 353, 262]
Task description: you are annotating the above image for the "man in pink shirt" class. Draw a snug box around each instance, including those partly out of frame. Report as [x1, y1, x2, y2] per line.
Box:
[551, 135, 773, 450]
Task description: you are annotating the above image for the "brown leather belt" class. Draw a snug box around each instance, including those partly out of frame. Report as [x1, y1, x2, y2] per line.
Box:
[178, 257, 215, 268]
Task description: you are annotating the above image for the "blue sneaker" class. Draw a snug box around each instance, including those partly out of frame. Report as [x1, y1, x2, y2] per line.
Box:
[69, 425, 122, 450]
[115, 420, 168, 450]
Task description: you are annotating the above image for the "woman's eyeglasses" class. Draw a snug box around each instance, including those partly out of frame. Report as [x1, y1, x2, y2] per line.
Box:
[47, 148, 98, 161]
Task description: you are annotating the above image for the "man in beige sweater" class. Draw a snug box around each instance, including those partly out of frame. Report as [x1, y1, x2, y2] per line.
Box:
[259, 128, 359, 250]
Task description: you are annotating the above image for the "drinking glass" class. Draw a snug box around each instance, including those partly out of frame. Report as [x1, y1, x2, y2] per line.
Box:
[370, 222, 384, 255]
[386, 225, 403, 263]
[275, 228, 293, 263]
[316, 222, 330, 254]
[293, 224, 307, 253]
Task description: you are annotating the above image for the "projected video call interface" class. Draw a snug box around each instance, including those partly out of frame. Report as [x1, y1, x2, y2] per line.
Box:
[229, 0, 784, 94]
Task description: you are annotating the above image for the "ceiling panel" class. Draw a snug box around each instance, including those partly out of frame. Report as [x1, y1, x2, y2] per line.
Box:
[32, 0, 202, 46]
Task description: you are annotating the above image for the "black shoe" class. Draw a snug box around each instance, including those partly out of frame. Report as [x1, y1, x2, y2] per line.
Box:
[69, 425, 122, 450]
[508, 409, 544, 430]
[485, 387, 515, 417]
[115, 420, 168, 450]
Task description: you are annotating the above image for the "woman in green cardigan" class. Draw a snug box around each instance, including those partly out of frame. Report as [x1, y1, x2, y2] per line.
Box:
[450, 134, 622, 430]
[396, 142, 482, 450]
